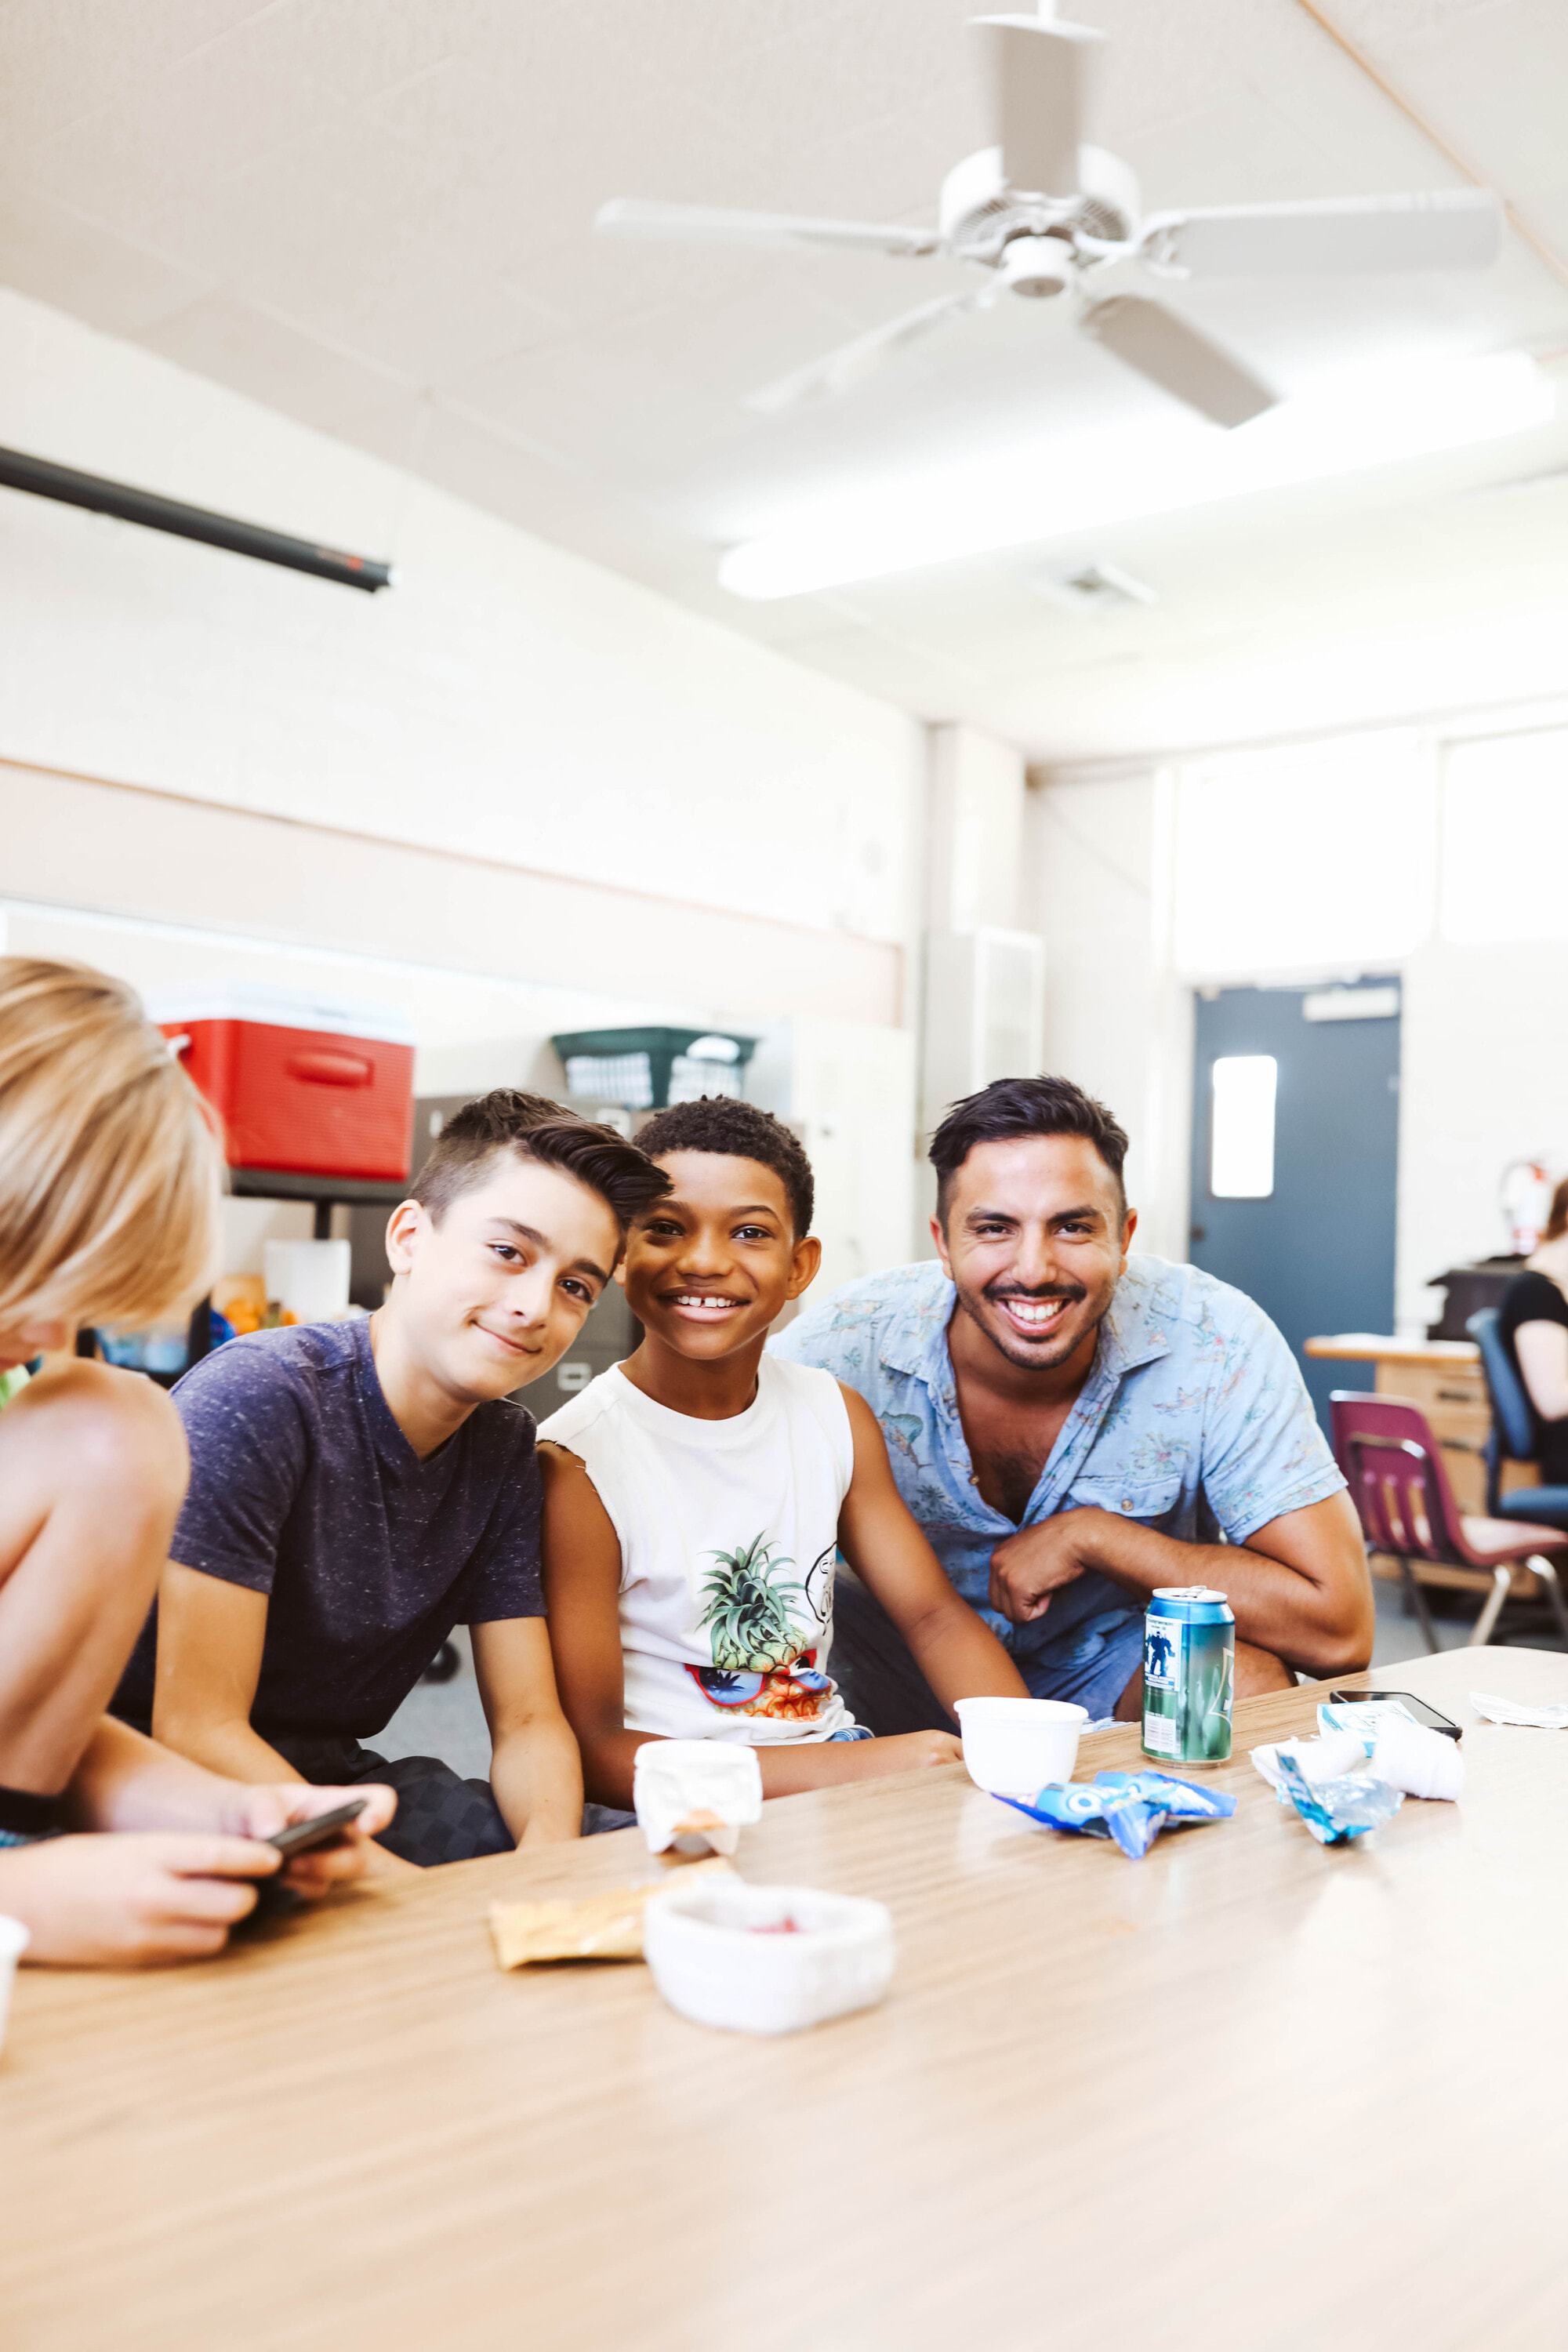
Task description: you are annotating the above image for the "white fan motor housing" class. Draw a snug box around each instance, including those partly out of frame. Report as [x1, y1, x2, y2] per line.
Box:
[998, 234, 1073, 296]
[938, 143, 1141, 258]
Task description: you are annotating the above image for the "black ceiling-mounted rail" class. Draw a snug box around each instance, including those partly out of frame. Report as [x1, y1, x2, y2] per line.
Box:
[0, 443, 394, 593]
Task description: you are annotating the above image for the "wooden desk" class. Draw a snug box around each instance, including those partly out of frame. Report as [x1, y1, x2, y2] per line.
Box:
[1305, 1332, 1499, 1513]
[6, 1649, 1568, 2352]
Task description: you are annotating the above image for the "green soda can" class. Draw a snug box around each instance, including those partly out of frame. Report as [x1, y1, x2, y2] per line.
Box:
[1142, 1586, 1235, 1765]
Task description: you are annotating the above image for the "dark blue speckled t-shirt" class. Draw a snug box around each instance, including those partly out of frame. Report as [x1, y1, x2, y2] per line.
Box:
[117, 1317, 542, 1740]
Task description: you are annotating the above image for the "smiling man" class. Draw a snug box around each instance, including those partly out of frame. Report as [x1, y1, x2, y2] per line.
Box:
[115, 1092, 670, 1865]
[773, 1076, 1373, 1730]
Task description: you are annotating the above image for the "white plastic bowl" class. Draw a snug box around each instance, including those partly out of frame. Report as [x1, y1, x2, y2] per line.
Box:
[643, 1878, 895, 2036]
[955, 1696, 1087, 1798]
[0, 1913, 30, 2056]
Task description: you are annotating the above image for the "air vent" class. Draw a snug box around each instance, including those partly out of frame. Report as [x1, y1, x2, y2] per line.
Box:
[1030, 561, 1158, 612]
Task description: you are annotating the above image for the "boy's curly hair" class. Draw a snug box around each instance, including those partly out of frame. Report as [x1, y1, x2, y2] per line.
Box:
[636, 1097, 813, 1238]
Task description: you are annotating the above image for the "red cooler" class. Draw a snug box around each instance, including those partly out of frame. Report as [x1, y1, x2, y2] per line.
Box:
[154, 985, 415, 1181]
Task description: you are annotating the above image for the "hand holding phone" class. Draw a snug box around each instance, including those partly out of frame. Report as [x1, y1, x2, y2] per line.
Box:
[237, 1798, 375, 1929]
[267, 1798, 368, 1860]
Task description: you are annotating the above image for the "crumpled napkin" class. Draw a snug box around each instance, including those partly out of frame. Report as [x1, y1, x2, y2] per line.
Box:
[1253, 1722, 1461, 1802]
[633, 1740, 763, 1857]
[1470, 1690, 1568, 1730]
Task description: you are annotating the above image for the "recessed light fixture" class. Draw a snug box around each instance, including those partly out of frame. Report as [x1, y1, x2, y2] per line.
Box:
[717, 352, 1555, 600]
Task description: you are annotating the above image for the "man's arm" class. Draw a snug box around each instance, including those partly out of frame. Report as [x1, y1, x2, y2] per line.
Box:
[835, 1385, 1029, 1716]
[470, 1617, 583, 1846]
[539, 1444, 962, 1807]
[989, 1489, 1374, 1675]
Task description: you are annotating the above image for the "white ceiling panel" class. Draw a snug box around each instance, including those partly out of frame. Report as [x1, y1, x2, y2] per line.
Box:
[2, 0, 1566, 759]
[0, 183, 212, 337]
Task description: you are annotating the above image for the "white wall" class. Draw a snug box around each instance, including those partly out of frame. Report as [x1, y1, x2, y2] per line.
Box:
[0, 289, 922, 965]
[1025, 768, 1190, 1262]
[1032, 711, 1568, 1329]
[0, 288, 935, 1288]
[925, 723, 1026, 934]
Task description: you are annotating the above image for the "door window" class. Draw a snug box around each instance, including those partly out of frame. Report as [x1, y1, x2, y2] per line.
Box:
[1210, 1054, 1277, 1199]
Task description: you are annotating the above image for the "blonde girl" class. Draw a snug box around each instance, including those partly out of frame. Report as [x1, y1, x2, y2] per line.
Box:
[0, 958, 391, 1963]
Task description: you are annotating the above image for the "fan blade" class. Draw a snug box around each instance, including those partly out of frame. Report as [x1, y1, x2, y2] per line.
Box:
[1079, 295, 1276, 427]
[1139, 190, 1502, 278]
[595, 198, 941, 258]
[746, 287, 994, 415]
[971, 13, 1105, 198]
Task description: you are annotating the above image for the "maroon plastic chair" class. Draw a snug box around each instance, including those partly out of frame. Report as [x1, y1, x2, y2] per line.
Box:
[1330, 1391, 1568, 1650]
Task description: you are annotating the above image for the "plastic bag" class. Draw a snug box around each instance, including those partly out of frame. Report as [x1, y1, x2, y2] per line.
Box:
[996, 1769, 1236, 1860]
[1272, 1753, 1404, 1846]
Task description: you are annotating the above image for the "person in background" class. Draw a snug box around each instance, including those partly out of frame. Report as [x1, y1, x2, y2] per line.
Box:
[0, 956, 394, 1964]
[774, 1075, 1374, 1731]
[121, 1091, 670, 1865]
[1497, 1178, 1568, 1483]
[538, 1098, 1029, 1813]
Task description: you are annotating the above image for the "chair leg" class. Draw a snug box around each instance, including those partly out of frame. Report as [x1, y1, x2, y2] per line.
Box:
[1398, 1558, 1440, 1652]
[1469, 1564, 1513, 1647]
[1526, 1555, 1568, 1648]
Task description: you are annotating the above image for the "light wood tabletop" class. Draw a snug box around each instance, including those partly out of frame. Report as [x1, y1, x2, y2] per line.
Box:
[1304, 1333, 1480, 1365]
[5, 1647, 1568, 2352]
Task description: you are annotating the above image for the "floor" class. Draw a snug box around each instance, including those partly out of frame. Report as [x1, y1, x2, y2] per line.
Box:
[375, 1577, 1568, 1782]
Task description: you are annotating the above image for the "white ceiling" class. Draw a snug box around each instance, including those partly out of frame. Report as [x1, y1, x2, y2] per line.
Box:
[3, 0, 1568, 760]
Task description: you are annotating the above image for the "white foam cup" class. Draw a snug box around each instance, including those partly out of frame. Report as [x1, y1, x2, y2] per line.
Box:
[0, 1914, 31, 2056]
[956, 1696, 1088, 1798]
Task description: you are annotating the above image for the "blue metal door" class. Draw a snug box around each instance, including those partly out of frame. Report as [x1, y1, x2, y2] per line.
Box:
[1188, 979, 1400, 1430]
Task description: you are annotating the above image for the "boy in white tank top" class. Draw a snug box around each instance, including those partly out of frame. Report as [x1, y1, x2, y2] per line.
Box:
[539, 1101, 1027, 1809]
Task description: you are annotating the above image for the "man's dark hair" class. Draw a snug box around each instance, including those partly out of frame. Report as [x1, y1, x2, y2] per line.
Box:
[412, 1089, 670, 1229]
[929, 1075, 1129, 1222]
[636, 1097, 814, 1238]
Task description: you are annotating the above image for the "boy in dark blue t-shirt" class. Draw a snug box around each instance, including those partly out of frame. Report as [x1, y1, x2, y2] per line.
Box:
[118, 1092, 668, 1866]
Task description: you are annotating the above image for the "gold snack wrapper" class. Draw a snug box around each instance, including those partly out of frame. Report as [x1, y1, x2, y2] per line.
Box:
[489, 1857, 731, 1969]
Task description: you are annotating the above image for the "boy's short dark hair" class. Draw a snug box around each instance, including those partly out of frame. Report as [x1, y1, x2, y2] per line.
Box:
[636, 1097, 814, 1238]
[930, 1075, 1129, 1221]
[412, 1089, 670, 1229]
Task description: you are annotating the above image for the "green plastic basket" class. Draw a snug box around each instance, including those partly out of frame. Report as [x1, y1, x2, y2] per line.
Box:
[550, 1025, 757, 1112]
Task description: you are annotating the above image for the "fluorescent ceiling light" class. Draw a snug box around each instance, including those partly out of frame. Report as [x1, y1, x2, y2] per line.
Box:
[718, 352, 1555, 600]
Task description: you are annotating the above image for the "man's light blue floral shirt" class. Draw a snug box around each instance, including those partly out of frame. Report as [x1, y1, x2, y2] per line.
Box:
[771, 1254, 1345, 1708]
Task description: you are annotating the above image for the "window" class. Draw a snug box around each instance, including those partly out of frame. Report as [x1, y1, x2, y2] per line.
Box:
[1210, 1055, 1277, 1198]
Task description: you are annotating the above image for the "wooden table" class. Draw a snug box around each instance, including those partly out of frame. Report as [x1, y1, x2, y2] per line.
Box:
[6, 1649, 1568, 2352]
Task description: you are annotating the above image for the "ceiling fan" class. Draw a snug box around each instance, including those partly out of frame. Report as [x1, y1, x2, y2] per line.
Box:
[595, 4, 1503, 429]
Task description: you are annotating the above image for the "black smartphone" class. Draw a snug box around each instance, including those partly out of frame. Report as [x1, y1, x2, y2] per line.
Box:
[268, 1798, 368, 1860]
[1327, 1690, 1462, 1741]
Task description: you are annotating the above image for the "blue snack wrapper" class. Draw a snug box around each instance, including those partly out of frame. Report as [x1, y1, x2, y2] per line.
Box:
[1273, 1753, 1404, 1846]
[996, 1769, 1236, 1860]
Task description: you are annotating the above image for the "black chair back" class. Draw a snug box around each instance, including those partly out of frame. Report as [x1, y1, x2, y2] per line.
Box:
[1468, 1307, 1534, 1515]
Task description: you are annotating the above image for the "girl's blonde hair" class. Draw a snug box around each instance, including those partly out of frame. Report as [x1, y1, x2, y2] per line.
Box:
[0, 956, 222, 1334]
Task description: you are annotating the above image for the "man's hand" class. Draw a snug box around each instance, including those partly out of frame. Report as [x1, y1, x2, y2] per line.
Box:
[1, 1832, 284, 1965]
[216, 1784, 399, 1897]
[989, 1509, 1111, 1624]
